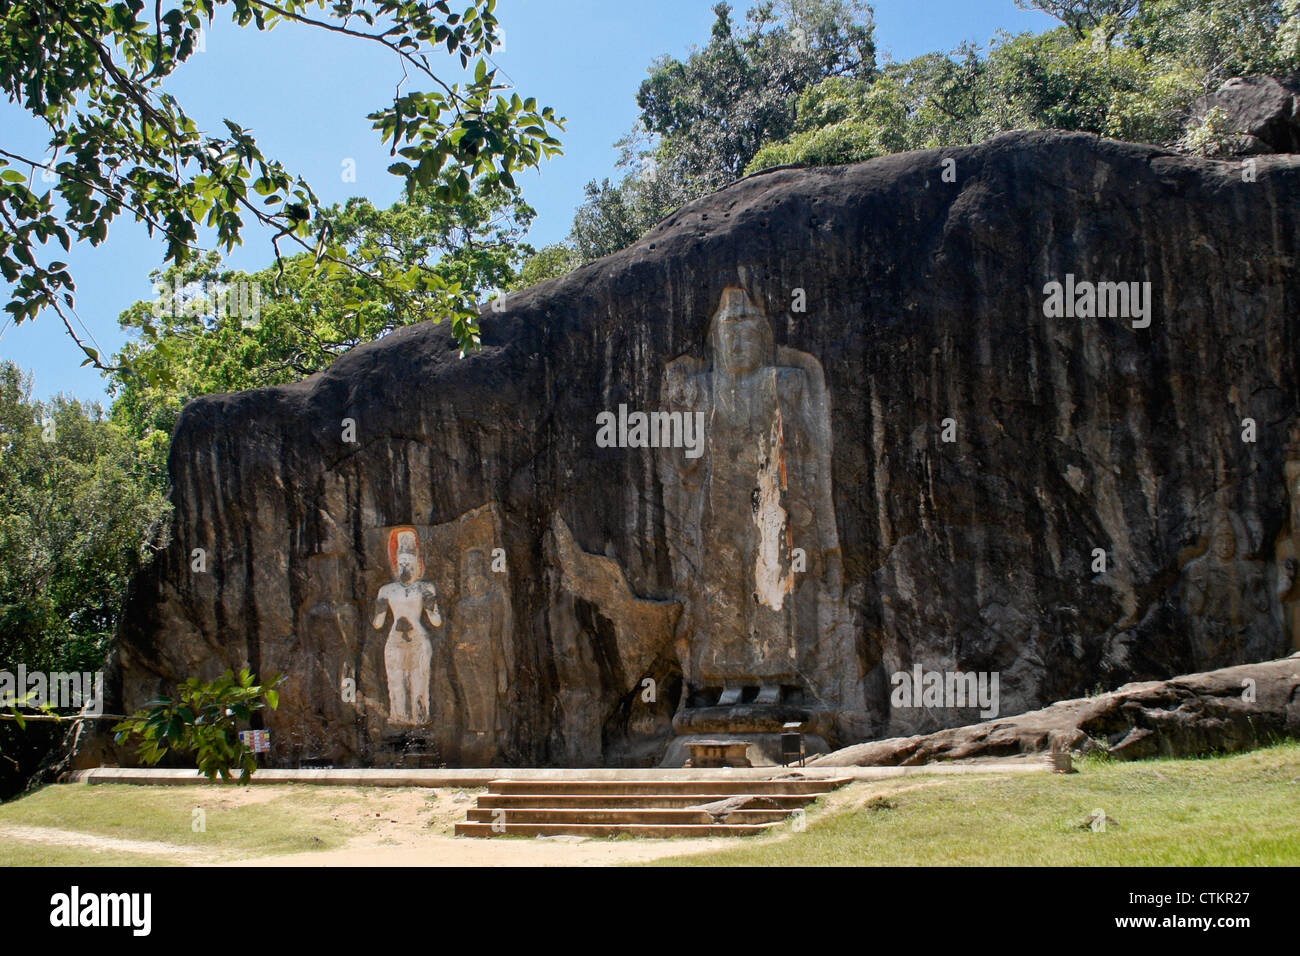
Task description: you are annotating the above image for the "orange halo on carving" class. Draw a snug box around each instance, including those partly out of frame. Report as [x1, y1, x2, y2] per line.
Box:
[387, 526, 424, 580]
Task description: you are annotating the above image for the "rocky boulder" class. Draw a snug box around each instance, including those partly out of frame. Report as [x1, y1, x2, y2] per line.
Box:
[809, 654, 1300, 765]
[1192, 75, 1300, 154]
[92, 130, 1300, 770]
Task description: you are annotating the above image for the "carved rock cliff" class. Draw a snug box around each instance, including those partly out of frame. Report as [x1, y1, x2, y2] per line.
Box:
[98, 130, 1300, 768]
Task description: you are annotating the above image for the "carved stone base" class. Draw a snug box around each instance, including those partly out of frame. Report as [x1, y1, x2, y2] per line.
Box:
[672, 703, 833, 737]
[661, 732, 830, 768]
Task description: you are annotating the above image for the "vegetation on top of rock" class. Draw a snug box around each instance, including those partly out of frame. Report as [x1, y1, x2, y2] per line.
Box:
[544, 0, 1300, 277]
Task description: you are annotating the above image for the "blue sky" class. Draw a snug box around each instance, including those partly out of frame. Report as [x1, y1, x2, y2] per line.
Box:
[0, 0, 1056, 402]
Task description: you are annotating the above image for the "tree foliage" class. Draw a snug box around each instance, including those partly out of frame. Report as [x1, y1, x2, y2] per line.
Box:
[511, 240, 579, 289]
[0, 361, 169, 676]
[1016, 0, 1143, 39]
[637, 0, 876, 190]
[566, 0, 875, 268]
[553, 0, 1299, 279]
[113, 668, 284, 781]
[0, 0, 563, 359]
[109, 178, 535, 461]
[749, 0, 1300, 173]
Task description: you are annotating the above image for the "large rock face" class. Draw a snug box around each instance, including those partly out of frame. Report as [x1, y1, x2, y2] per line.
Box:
[102, 130, 1300, 769]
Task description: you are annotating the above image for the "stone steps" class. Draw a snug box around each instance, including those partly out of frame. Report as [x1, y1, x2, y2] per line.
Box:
[475, 793, 821, 810]
[454, 821, 777, 838]
[483, 777, 847, 796]
[455, 775, 851, 838]
[465, 807, 795, 825]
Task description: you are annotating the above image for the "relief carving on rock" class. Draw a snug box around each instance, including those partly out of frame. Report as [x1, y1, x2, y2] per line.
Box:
[449, 546, 513, 763]
[301, 553, 361, 746]
[1275, 428, 1300, 653]
[371, 527, 442, 725]
[357, 504, 516, 762]
[545, 513, 682, 764]
[1179, 507, 1279, 670]
[659, 286, 858, 741]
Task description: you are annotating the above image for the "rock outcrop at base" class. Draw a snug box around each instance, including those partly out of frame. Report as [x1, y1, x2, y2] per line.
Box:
[810, 654, 1300, 765]
[99, 129, 1300, 770]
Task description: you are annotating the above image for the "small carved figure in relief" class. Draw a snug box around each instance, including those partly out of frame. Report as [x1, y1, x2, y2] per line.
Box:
[372, 527, 441, 724]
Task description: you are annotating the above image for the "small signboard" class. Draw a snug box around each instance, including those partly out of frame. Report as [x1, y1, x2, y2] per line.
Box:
[239, 729, 271, 754]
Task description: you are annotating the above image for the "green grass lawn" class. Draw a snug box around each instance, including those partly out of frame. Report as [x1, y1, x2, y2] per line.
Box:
[3, 744, 1296, 866]
[0, 841, 173, 867]
[0, 784, 370, 865]
[649, 741, 1300, 866]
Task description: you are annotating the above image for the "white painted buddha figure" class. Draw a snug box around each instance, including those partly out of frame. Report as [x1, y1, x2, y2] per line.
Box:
[372, 527, 442, 724]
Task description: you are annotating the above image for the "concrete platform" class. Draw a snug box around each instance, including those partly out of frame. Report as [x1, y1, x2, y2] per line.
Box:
[485, 777, 851, 795]
[61, 763, 1047, 840]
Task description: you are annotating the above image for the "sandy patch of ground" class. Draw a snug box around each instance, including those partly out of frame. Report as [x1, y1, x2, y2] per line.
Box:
[229, 834, 743, 867]
[223, 786, 738, 866]
[184, 786, 288, 808]
[822, 777, 957, 811]
[225, 779, 949, 867]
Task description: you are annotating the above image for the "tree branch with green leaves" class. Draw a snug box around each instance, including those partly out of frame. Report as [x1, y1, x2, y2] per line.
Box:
[113, 668, 285, 781]
[0, 0, 563, 362]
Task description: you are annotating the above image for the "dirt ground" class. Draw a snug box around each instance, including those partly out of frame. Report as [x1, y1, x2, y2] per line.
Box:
[227, 785, 764, 867]
[2, 776, 957, 866]
[0, 783, 810, 866]
[225, 777, 942, 866]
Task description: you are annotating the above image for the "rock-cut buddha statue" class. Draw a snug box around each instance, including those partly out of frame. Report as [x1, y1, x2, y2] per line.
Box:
[660, 286, 843, 705]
